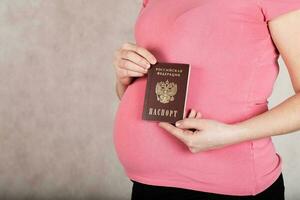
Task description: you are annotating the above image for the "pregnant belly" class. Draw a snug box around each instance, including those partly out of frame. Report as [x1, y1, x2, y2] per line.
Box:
[112, 72, 281, 193]
[113, 76, 256, 181]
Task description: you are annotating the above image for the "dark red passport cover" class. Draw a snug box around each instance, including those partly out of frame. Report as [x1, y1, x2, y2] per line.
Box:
[142, 62, 191, 124]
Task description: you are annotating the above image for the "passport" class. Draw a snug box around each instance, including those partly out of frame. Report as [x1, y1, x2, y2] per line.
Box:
[142, 62, 191, 124]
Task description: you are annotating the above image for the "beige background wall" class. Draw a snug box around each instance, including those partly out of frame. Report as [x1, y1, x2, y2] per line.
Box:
[0, 0, 299, 199]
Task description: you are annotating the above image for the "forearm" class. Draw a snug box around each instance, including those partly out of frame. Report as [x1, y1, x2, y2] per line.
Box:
[115, 80, 128, 100]
[233, 93, 300, 142]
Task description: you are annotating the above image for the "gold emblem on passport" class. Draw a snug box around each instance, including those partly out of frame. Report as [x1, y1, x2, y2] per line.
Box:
[155, 79, 177, 104]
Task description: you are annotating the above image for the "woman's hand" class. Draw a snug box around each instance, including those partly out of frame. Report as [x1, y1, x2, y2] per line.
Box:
[113, 42, 157, 86]
[158, 109, 243, 153]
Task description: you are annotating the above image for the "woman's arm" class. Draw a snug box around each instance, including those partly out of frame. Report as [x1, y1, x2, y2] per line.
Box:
[235, 93, 300, 142]
[234, 9, 300, 142]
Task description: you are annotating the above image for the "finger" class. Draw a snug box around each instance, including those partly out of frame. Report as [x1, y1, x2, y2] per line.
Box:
[122, 42, 157, 64]
[158, 122, 193, 144]
[175, 118, 206, 130]
[120, 49, 151, 69]
[118, 59, 148, 74]
[196, 111, 202, 119]
[188, 109, 197, 118]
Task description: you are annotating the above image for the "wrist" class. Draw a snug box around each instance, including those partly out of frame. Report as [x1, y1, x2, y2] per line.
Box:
[115, 79, 129, 100]
[116, 78, 130, 88]
[230, 122, 253, 143]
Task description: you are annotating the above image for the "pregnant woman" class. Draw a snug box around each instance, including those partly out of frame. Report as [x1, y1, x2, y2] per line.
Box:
[113, 0, 300, 199]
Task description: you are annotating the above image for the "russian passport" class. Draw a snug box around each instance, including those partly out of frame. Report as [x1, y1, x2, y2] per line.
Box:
[142, 62, 191, 124]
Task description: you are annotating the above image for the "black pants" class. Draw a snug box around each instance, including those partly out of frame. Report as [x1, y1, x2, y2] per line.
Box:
[130, 173, 285, 200]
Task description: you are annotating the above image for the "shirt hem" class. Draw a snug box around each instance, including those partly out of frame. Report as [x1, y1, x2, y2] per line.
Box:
[127, 173, 249, 196]
[125, 167, 282, 196]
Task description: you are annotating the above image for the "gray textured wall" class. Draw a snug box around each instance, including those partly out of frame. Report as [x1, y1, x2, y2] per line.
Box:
[0, 0, 299, 200]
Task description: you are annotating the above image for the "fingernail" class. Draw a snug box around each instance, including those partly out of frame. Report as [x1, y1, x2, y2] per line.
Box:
[175, 121, 181, 127]
[146, 62, 151, 68]
[151, 58, 157, 64]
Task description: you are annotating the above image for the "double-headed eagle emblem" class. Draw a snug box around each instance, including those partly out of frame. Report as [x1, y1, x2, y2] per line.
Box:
[155, 79, 177, 104]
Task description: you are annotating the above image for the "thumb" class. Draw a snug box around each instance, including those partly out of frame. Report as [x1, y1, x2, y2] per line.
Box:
[175, 118, 206, 130]
[158, 122, 193, 144]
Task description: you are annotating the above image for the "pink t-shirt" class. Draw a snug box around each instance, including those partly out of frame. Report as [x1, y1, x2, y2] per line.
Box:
[113, 0, 300, 196]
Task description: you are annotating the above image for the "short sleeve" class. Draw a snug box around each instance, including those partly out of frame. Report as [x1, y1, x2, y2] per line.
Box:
[258, 0, 300, 22]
